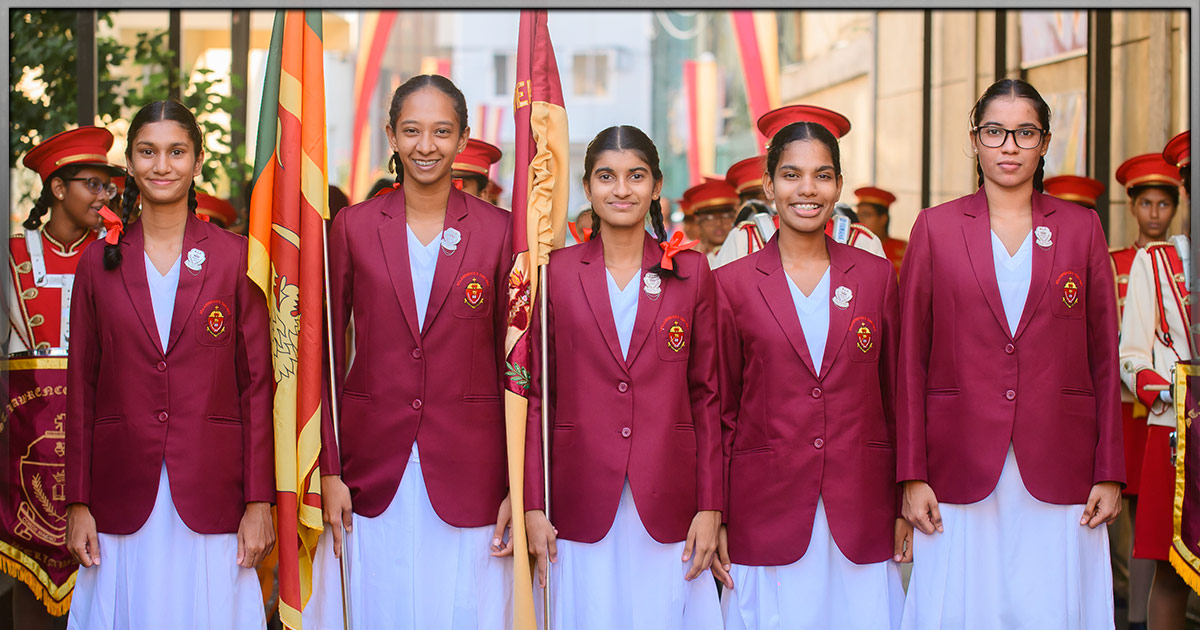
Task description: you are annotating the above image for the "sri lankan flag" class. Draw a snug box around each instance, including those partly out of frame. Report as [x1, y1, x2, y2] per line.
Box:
[504, 10, 569, 629]
[246, 11, 328, 629]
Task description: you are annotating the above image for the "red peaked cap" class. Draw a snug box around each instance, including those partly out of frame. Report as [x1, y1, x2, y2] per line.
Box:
[195, 192, 238, 227]
[682, 177, 738, 214]
[22, 126, 123, 182]
[725, 155, 767, 195]
[452, 138, 503, 176]
[1115, 153, 1182, 191]
[1163, 130, 1190, 168]
[1043, 176, 1105, 208]
[757, 105, 852, 142]
[854, 186, 896, 209]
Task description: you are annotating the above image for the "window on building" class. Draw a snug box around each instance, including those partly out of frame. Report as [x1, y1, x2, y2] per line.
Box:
[494, 53, 514, 97]
[573, 52, 611, 98]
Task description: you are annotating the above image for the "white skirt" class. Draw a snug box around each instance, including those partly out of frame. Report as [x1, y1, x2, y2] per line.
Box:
[721, 497, 904, 630]
[535, 481, 722, 630]
[67, 464, 266, 630]
[900, 447, 1114, 630]
[304, 449, 513, 630]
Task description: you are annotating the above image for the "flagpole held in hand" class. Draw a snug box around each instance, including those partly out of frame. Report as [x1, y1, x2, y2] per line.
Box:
[321, 217, 353, 630]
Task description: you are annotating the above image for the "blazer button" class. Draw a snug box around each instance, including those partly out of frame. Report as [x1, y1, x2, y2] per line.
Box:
[157, 411, 168, 423]
[811, 387, 822, 399]
[156, 361, 167, 372]
[1004, 343, 1015, 355]
[411, 348, 423, 359]
[618, 382, 629, 393]
[1005, 389, 1016, 401]
[814, 437, 825, 449]
[621, 427, 632, 438]
[412, 399, 423, 410]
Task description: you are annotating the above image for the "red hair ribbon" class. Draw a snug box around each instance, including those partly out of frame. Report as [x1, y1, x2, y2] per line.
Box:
[659, 231, 699, 271]
[568, 221, 593, 243]
[196, 213, 211, 223]
[98, 207, 124, 245]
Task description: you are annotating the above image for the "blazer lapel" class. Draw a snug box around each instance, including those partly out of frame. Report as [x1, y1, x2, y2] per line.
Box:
[624, 234, 665, 368]
[820, 240, 856, 378]
[377, 188, 422, 343]
[755, 238, 819, 379]
[164, 214, 209, 355]
[578, 237, 627, 371]
[118, 221, 163, 356]
[1014, 193, 1056, 340]
[960, 189, 1012, 338]
[423, 188, 470, 332]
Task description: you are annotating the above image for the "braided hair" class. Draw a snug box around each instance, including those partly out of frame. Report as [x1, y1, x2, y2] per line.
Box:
[386, 74, 469, 187]
[22, 164, 85, 230]
[970, 78, 1051, 193]
[581, 125, 679, 279]
[104, 100, 203, 270]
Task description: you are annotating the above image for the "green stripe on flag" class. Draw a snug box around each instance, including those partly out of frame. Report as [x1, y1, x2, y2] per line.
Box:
[250, 11, 286, 190]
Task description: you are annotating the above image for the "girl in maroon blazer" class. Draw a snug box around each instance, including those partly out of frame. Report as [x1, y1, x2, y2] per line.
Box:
[524, 126, 723, 629]
[305, 75, 514, 630]
[65, 100, 275, 629]
[898, 79, 1123, 630]
[713, 106, 908, 629]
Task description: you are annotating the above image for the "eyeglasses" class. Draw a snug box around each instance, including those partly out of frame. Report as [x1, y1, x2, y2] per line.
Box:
[64, 177, 119, 199]
[973, 125, 1046, 150]
[697, 210, 734, 223]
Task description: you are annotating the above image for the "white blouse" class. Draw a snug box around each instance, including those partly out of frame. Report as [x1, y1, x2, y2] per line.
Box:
[787, 267, 831, 376]
[606, 269, 641, 360]
[144, 252, 181, 350]
[991, 230, 1033, 336]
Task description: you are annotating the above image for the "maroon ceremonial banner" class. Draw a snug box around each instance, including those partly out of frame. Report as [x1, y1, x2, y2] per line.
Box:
[1171, 359, 1200, 593]
[0, 355, 76, 614]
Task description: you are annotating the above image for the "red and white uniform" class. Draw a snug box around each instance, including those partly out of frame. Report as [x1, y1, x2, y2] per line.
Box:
[711, 216, 885, 269]
[6, 228, 100, 353]
[1119, 240, 1193, 559]
[1110, 244, 1149, 496]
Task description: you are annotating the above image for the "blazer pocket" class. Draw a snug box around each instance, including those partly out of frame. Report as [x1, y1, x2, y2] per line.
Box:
[463, 394, 501, 403]
[341, 390, 372, 402]
[195, 296, 236, 347]
[848, 312, 881, 363]
[551, 424, 576, 449]
[731, 444, 773, 456]
[1051, 269, 1085, 319]
[94, 415, 120, 425]
[208, 415, 242, 425]
[452, 270, 493, 319]
[673, 423, 697, 451]
[926, 388, 960, 396]
[865, 440, 894, 449]
[1060, 387, 1095, 397]
[654, 310, 693, 362]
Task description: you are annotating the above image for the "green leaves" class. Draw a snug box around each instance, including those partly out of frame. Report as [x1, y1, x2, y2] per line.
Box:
[10, 12, 251, 213]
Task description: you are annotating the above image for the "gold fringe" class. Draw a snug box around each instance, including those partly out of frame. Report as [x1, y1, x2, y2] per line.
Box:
[1170, 546, 1200, 596]
[0, 554, 72, 616]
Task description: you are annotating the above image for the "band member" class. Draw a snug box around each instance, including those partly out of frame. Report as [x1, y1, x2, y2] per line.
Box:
[452, 138, 503, 200]
[195, 192, 239, 230]
[727, 155, 768, 207]
[679, 196, 702, 244]
[855, 186, 906, 275]
[485, 180, 505, 208]
[714, 108, 908, 629]
[65, 100, 275, 629]
[685, 177, 738, 266]
[5, 128, 123, 627]
[898, 79, 1122, 629]
[1043, 175, 1104, 211]
[524, 125, 722, 629]
[8, 127, 123, 354]
[307, 75, 514, 630]
[709, 156, 770, 269]
[1117, 154, 1188, 630]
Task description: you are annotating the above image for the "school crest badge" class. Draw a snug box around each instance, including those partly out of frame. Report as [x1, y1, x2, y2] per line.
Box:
[850, 315, 877, 353]
[456, 272, 491, 309]
[202, 300, 230, 337]
[660, 315, 690, 353]
[1056, 271, 1082, 309]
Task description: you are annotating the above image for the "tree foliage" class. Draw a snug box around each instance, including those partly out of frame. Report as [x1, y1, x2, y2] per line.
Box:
[9, 11, 250, 206]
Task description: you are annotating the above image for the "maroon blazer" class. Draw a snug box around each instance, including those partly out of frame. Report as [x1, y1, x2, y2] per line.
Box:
[524, 233, 722, 544]
[66, 215, 274, 535]
[715, 237, 900, 566]
[897, 189, 1124, 505]
[320, 186, 512, 525]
